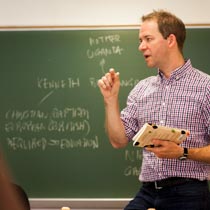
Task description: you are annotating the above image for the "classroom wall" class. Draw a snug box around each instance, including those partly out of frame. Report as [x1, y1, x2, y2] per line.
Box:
[0, 0, 210, 27]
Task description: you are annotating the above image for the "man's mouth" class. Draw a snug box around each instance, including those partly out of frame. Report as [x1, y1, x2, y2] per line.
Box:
[144, 55, 151, 59]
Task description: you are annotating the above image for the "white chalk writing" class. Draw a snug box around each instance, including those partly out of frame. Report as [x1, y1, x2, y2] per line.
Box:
[86, 34, 124, 60]
[89, 77, 140, 88]
[5, 107, 89, 120]
[7, 136, 99, 151]
[5, 107, 91, 135]
[5, 120, 90, 134]
[37, 77, 80, 90]
[89, 34, 121, 46]
[87, 46, 124, 59]
[124, 166, 140, 176]
[124, 149, 142, 162]
[123, 149, 142, 177]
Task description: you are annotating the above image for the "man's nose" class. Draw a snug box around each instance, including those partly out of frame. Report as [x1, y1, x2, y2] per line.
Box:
[138, 41, 146, 52]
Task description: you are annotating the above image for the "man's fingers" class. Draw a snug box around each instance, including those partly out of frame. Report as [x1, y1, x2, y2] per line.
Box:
[97, 79, 106, 89]
[109, 68, 120, 80]
[97, 68, 120, 90]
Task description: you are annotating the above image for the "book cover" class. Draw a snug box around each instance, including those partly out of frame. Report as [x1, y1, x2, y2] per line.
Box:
[132, 123, 190, 147]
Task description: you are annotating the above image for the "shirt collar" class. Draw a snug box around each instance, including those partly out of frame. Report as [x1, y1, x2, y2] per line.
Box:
[158, 59, 192, 81]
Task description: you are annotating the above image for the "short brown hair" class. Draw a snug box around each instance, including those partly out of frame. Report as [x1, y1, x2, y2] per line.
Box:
[142, 10, 186, 53]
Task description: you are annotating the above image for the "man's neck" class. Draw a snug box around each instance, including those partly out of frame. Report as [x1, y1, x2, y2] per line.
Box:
[160, 54, 185, 79]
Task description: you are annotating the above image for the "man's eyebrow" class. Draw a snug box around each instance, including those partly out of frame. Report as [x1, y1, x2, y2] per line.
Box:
[144, 35, 152, 38]
[140, 35, 152, 40]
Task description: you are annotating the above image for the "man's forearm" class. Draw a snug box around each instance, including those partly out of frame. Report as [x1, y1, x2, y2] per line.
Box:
[188, 145, 210, 163]
[105, 102, 128, 148]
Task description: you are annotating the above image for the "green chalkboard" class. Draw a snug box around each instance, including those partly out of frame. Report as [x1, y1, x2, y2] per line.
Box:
[0, 28, 209, 199]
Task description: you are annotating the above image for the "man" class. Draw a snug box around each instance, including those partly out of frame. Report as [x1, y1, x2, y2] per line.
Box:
[98, 10, 210, 210]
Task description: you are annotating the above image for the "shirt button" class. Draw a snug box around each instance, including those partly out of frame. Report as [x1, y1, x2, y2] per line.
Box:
[162, 102, 165, 106]
[160, 120, 164, 125]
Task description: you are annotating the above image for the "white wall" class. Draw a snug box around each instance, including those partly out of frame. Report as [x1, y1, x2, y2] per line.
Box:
[0, 0, 210, 27]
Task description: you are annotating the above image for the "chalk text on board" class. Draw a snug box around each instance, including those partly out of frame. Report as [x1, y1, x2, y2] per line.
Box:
[124, 149, 141, 177]
[124, 166, 140, 176]
[124, 149, 142, 162]
[87, 46, 124, 59]
[37, 77, 80, 89]
[5, 107, 89, 120]
[5, 107, 91, 135]
[7, 136, 99, 151]
[89, 77, 140, 88]
[89, 34, 120, 46]
[87, 34, 124, 59]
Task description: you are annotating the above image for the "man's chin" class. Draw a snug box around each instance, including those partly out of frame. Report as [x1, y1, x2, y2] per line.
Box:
[146, 62, 155, 68]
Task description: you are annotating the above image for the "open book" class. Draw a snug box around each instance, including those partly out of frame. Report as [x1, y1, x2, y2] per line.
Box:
[132, 123, 190, 147]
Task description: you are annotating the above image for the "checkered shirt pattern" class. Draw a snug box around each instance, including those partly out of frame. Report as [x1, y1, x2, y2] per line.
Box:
[121, 59, 210, 182]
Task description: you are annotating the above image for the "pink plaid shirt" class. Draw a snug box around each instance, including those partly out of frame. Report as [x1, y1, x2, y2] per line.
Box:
[121, 59, 210, 182]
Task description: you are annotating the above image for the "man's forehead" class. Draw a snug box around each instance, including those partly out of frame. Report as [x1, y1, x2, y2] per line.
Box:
[140, 20, 158, 30]
[139, 20, 159, 36]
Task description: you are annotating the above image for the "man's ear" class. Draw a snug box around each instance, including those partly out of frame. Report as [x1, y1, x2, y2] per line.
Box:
[167, 34, 177, 48]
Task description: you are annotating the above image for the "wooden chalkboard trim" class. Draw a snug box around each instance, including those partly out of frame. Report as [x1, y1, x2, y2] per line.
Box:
[30, 198, 131, 209]
[0, 23, 210, 30]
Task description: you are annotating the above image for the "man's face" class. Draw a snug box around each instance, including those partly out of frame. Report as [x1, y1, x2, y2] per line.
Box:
[138, 20, 169, 69]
